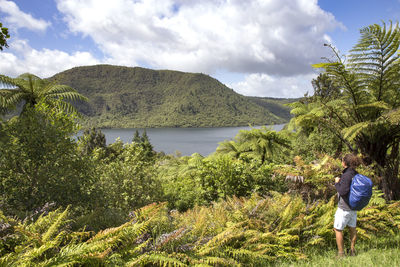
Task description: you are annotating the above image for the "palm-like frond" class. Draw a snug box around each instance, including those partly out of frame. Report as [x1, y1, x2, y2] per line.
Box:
[341, 121, 371, 141]
[382, 107, 400, 124]
[216, 140, 241, 158]
[44, 84, 88, 102]
[354, 101, 391, 111]
[0, 90, 25, 109]
[0, 75, 19, 89]
[303, 21, 400, 166]
[51, 100, 81, 116]
[0, 73, 87, 115]
[349, 21, 400, 105]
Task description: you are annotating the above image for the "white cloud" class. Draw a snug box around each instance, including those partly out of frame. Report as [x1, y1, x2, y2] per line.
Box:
[0, 39, 99, 78]
[229, 72, 317, 98]
[56, 0, 342, 76]
[0, 0, 51, 32]
[0, 0, 343, 98]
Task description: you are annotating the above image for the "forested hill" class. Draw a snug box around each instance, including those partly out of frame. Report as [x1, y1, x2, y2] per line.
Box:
[50, 64, 293, 128]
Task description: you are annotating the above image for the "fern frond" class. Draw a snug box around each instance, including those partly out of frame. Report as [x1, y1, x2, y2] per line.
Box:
[127, 252, 188, 267]
[225, 247, 273, 263]
[0, 75, 19, 88]
[355, 101, 391, 112]
[194, 256, 239, 266]
[312, 62, 342, 69]
[46, 85, 88, 102]
[341, 121, 371, 140]
[42, 206, 70, 242]
[51, 100, 81, 115]
[382, 107, 400, 124]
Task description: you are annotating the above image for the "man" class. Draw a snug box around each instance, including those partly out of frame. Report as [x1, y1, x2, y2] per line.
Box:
[333, 153, 361, 257]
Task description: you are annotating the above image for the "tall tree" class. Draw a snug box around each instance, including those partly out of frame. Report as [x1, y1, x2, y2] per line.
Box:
[132, 130, 141, 143]
[0, 102, 94, 216]
[0, 73, 87, 115]
[292, 22, 400, 200]
[78, 127, 107, 155]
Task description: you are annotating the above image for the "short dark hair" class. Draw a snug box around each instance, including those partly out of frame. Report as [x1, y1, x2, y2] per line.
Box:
[342, 153, 362, 169]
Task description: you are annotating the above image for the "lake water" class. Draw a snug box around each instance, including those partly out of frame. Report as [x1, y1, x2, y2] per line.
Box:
[96, 124, 285, 156]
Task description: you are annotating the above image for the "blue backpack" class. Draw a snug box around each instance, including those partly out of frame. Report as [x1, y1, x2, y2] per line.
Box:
[349, 174, 373, 211]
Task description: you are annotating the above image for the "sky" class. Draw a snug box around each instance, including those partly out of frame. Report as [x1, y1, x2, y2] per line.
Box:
[0, 0, 399, 98]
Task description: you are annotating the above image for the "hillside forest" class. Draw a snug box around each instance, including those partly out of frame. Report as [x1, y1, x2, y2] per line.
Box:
[0, 21, 400, 266]
[49, 64, 293, 128]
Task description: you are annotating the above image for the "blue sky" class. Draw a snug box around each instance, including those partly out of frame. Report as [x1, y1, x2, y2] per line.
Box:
[0, 0, 399, 98]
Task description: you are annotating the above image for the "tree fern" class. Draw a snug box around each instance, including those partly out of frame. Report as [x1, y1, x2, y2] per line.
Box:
[307, 22, 400, 199]
[235, 127, 291, 164]
[0, 73, 87, 116]
[342, 121, 371, 141]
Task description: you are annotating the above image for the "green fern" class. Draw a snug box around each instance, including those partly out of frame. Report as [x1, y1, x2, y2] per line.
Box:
[1, 186, 399, 266]
[127, 251, 188, 267]
[342, 121, 371, 141]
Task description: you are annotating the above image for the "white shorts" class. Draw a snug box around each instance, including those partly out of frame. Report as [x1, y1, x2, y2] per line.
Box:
[334, 207, 357, 230]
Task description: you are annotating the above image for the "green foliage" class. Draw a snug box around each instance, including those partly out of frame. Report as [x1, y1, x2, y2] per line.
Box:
[291, 21, 400, 200]
[0, 102, 94, 216]
[132, 129, 155, 160]
[274, 155, 341, 201]
[291, 128, 345, 162]
[0, 206, 76, 266]
[0, 73, 88, 116]
[88, 141, 162, 228]
[0, 22, 10, 51]
[77, 127, 107, 155]
[246, 96, 296, 121]
[158, 152, 287, 212]
[311, 73, 341, 101]
[50, 64, 289, 128]
[157, 154, 206, 211]
[0, 203, 167, 266]
[2, 20, 400, 267]
[235, 127, 291, 164]
[1, 192, 398, 266]
[273, 155, 379, 203]
[217, 127, 292, 165]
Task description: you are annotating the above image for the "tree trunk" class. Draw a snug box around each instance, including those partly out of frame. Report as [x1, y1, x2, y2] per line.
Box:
[380, 142, 400, 201]
[381, 168, 400, 201]
[334, 140, 343, 159]
[359, 137, 400, 201]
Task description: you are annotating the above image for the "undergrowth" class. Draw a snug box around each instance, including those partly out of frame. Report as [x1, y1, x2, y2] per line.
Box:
[1, 190, 399, 266]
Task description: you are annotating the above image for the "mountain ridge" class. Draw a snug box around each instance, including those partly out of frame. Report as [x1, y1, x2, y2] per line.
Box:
[50, 64, 295, 128]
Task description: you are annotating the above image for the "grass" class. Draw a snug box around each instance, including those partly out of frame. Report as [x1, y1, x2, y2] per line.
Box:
[278, 248, 400, 266]
[277, 234, 400, 266]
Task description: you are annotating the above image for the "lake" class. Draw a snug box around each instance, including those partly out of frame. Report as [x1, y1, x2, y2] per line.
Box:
[96, 124, 286, 156]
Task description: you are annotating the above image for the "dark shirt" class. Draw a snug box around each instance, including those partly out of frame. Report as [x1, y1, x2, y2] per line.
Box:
[335, 167, 357, 211]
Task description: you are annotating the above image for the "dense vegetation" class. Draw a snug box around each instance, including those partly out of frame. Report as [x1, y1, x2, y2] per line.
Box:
[1, 21, 400, 266]
[50, 65, 292, 128]
[293, 21, 400, 200]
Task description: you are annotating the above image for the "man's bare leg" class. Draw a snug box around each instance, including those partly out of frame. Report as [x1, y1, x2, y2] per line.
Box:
[349, 227, 357, 255]
[334, 228, 345, 256]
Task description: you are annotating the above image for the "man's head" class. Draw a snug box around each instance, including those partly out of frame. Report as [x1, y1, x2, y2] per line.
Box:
[342, 154, 362, 169]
